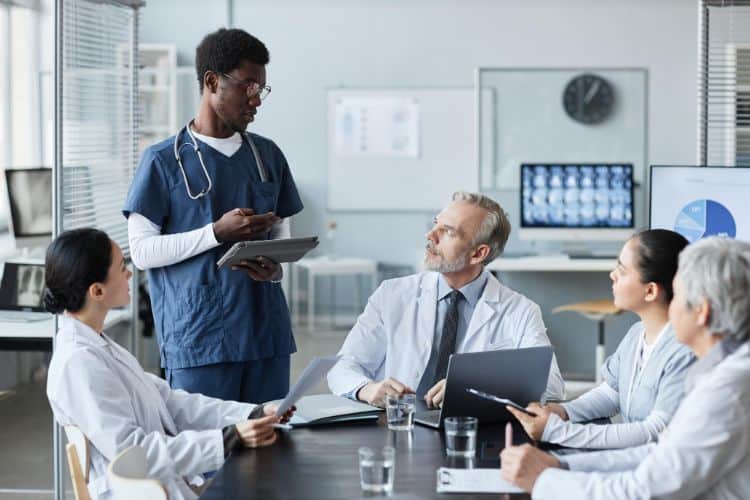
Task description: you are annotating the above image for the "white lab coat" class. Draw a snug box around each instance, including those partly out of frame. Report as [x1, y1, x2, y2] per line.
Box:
[327, 271, 565, 400]
[532, 341, 750, 500]
[47, 316, 255, 500]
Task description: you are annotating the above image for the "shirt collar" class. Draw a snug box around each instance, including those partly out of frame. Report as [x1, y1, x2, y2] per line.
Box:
[59, 315, 108, 347]
[685, 337, 743, 392]
[437, 270, 489, 307]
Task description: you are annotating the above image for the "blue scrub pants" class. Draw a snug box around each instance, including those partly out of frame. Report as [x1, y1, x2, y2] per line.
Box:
[166, 356, 290, 404]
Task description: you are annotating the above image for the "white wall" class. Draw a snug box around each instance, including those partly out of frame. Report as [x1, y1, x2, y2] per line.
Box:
[139, 0, 698, 377]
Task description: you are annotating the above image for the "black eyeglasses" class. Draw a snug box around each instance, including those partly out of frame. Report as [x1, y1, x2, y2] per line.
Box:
[220, 72, 272, 100]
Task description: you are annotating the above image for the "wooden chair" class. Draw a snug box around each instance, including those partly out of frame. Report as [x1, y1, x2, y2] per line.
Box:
[553, 299, 623, 384]
[64, 426, 91, 500]
[107, 446, 168, 500]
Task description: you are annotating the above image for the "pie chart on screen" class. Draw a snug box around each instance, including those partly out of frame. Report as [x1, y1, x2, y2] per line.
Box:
[674, 199, 736, 243]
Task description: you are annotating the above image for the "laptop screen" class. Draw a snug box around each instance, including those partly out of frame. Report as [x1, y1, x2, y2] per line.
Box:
[0, 263, 46, 312]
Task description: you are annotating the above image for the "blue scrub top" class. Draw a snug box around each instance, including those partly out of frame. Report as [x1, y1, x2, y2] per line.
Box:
[123, 132, 304, 369]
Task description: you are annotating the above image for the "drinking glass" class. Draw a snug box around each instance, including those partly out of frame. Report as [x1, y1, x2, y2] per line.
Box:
[444, 416, 478, 457]
[358, 446, 395, 494]
[385, 393, 415, 431]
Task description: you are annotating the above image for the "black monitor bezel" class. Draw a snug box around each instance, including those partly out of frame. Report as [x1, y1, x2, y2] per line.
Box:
[519, 163, 635, 230]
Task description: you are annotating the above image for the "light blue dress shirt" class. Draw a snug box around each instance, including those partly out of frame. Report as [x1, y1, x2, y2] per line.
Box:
[416, 270, 489, 396]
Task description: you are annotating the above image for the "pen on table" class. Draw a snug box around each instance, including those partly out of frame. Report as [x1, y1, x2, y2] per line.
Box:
[505, 422, 513, 449]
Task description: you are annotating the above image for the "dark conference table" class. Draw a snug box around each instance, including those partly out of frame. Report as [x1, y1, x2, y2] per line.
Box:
[200, 416, 533, 499]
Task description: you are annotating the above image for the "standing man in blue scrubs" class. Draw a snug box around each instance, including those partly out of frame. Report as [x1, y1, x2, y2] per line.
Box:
[123, 28, 303, 404]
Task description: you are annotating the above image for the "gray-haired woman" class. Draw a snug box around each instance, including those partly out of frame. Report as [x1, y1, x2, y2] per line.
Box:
[501, 237, 750, 500]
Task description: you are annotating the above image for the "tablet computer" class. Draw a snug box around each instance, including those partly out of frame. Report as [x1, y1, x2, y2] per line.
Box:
[216, 236, 319, 268]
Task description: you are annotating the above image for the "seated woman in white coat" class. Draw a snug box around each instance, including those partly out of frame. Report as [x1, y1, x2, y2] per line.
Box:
[509, 230, 695, 449]
[327, 191, 564, 407]
[501, 237, 750, 500]
[45, 229, 292, 500]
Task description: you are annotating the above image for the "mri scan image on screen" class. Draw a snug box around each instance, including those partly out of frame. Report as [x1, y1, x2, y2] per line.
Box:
[520, 164, 634, 241]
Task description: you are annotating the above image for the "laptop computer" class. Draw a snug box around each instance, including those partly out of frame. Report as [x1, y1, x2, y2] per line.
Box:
[414, 346, 553, 429]
[0, 262, 51, 322]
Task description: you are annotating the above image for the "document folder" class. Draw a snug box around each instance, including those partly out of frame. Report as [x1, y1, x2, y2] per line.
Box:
[288, 394, 381, 427]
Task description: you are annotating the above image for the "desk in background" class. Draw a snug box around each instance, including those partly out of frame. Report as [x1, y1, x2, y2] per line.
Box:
[292, 256, 378, 331]
[487, 254, 616, 272]
[200, 416, 531, 500]
[0, 308, 131, 351]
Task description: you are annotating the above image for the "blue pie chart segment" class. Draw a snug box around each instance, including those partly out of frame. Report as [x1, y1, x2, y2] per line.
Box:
[674, 199, 736, 243]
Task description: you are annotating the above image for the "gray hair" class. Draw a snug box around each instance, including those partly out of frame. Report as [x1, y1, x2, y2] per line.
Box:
[677, 237, 750, 342]
[451, 191, 511, 265]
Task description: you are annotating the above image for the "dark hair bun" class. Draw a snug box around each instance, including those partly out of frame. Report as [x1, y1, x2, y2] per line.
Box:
[635, 229, 690, 303]
[43, 287, 65, 314]
[44, 228, 112, 314]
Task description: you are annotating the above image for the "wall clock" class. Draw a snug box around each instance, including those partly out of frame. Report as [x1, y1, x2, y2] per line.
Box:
[563, 73, 615, 125]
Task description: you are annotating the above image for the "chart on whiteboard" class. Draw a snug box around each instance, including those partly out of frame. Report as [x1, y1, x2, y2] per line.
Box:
[334, 97, 420, 158]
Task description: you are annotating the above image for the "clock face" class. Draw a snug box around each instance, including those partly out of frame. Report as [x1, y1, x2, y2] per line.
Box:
[563, 74, 615, 125]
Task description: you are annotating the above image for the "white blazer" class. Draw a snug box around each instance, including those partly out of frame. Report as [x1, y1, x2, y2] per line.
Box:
[327, 271, 565, 401]
[47, 316, 254, 500]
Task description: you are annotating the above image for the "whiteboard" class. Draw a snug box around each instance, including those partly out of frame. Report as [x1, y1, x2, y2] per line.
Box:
[327, 88, 488, 211]
[477, 68, 647, 190]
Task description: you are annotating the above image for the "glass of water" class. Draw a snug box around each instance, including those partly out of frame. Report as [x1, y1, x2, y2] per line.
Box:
[385, 393, 415, 431]
[358, 446, 395, 494]
[444, 416, 478, 457]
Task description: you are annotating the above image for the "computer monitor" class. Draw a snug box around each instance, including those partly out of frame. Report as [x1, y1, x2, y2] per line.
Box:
[649, 165, 750, 243]
[519, 163, 634, 241]
[4, 168, 53, 249]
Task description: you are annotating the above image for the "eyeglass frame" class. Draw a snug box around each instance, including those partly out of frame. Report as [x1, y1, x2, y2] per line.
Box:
[217, 71, 272, 100]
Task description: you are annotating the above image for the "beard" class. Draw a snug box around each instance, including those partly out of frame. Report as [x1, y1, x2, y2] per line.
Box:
[424, 242, 469, 273]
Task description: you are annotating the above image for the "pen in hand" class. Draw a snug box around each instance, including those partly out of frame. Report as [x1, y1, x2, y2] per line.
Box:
[505, 422, 513, 449]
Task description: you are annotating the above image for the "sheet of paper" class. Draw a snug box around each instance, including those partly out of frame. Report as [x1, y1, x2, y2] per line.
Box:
[275, 356, 341, 416]
[436, 467, 524, 494]
[334, 97, 420, 157]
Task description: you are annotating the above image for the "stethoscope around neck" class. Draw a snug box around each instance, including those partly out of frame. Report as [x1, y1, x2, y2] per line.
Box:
[173, 119, 269, 200]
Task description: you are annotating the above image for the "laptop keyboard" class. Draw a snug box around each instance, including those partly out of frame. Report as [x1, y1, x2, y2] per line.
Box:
[416, 409, 441, 426]
[0, 311, 51, 322]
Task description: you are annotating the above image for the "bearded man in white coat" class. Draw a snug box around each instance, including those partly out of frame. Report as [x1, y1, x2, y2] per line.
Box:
[327, 191, 565, 408]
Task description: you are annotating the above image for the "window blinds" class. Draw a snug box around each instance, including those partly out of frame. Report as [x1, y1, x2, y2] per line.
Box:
[698, 0, 750, 166]
[57, 0, 141, 257]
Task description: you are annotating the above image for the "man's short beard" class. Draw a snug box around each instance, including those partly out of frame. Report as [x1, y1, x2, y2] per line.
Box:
[424, 251, 469, 273]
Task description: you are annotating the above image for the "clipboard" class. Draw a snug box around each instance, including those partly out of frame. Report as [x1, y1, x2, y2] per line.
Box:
[216, 236, 319, 268]
[436, 468, 524, 494]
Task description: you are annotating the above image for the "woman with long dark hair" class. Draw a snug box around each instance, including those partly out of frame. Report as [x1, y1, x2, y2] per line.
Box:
[45, 228, 291, 500]
[509, 229, 695, 449]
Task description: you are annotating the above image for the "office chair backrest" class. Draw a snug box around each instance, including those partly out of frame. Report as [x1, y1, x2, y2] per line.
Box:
[64, 425, 91, 500]
[64, 425, 90, 482]
[66, 443, 91, 500]
[107, 446, 168, 500]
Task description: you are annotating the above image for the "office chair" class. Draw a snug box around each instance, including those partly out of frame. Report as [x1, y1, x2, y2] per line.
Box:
[64, 426, 91, 500]
[107, 446, 168, 500]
